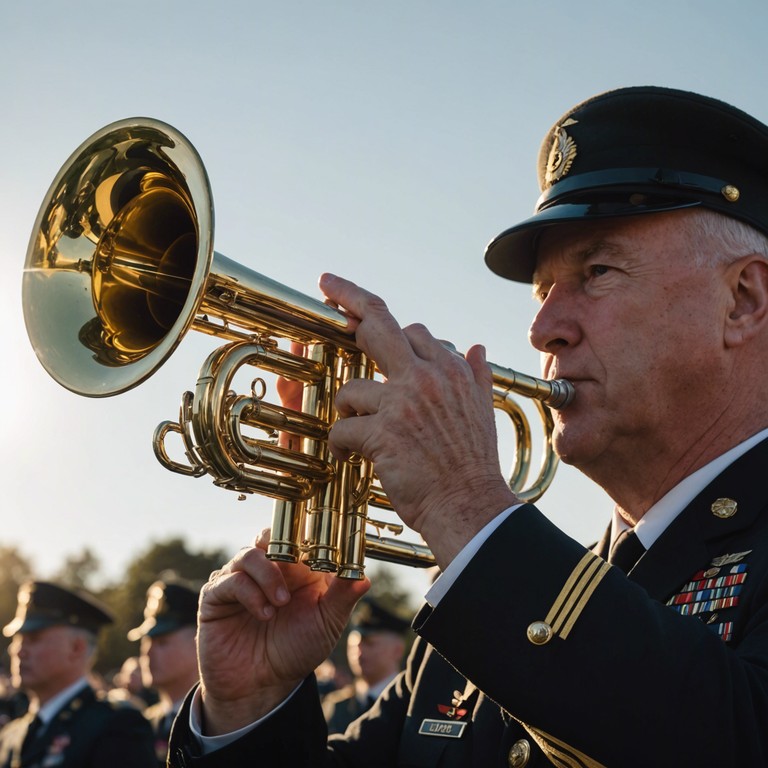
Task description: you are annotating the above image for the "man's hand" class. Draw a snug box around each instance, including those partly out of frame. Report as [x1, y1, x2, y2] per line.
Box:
[318, 273, 519, 568]
[196, 529, 369, 734]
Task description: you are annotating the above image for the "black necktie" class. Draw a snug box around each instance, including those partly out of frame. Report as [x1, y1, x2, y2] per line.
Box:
[21, 714, 43, 755]
[609, 529, 645, 573]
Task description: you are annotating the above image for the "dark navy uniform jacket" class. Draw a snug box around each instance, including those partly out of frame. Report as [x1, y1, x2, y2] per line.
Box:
[0, 684, 156, 768]
[168, 439, 768, 767]
[144, 702, 179, 767]
[322, 686, 376, 736]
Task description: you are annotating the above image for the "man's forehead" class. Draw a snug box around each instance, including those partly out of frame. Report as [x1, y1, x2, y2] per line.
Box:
[531, 214, 679, 281]
[532, 226, 625, 281]
[15, 625, 70, 641]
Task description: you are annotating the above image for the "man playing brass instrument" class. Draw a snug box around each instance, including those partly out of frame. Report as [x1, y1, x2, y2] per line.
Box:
[168, 87, 768, 767]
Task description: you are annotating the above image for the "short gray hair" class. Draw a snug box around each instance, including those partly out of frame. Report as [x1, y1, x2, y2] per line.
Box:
[680, 208, 768, 267]
[68, 626, 99, 661]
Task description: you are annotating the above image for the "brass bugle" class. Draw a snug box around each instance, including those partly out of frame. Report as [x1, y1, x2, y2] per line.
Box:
[22, 117, 573, 580]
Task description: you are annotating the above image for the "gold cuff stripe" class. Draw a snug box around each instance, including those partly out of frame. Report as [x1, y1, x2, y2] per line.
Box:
[544, 553, 610, 639]
[559, 560, 610, 639]
[544, 553, 596, 625]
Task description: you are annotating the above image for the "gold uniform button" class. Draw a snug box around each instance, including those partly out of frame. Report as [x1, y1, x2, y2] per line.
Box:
[508, 738, 531, 767]
[711, 498, 738, 519]
[527, 621, 553, 645]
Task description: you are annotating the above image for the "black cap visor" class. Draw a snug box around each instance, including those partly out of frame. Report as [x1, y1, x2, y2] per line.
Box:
[485, 194, 703, 283]
[2, 615, 61, 637]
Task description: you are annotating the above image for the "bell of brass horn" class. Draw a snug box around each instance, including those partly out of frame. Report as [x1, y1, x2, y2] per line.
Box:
[23, 118, 573, 579]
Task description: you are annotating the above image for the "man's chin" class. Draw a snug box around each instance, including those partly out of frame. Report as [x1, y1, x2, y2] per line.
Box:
[551, 425, 595, 469]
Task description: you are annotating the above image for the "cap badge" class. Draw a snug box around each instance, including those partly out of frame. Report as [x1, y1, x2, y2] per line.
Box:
[544, 120, 578, 188]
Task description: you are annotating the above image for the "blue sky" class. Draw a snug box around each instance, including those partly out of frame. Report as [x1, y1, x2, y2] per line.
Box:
[2, 1, 767, 598]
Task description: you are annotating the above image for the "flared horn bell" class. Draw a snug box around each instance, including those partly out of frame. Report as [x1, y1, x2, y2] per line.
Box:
[22, 118, 214, 397]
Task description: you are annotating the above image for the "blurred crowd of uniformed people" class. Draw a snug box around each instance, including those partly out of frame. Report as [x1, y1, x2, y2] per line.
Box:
[0, 576, 412, 767]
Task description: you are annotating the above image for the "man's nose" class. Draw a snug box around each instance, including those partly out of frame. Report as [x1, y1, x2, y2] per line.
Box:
[528, 284, 580, 354]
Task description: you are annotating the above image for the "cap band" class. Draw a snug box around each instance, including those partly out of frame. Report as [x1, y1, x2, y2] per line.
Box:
[537, 167, 731, 210]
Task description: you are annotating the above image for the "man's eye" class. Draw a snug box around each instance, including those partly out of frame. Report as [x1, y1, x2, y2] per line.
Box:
[588, 264, 609, 277]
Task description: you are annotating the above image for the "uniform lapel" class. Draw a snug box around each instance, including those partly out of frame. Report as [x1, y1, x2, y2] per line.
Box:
[20, 723, 49, 767]
[25, 685, 96, 767]
[592, 525, 611, 561]
[630, 438, 768, 601]
[19, 713, 42, 762]
[398, 644, 474, 767]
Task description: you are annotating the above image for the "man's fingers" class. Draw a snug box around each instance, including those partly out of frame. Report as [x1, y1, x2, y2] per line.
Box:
[334, 379, 383, 418]
[402, 323, 447, 362]
[318, 273, 413, 378]
[464, 344, 492, 385]
[323, 573, 371, 619]
[318, 273, 383, 325]
[328, 413, 377, 462]
[202, 546, 290, 620]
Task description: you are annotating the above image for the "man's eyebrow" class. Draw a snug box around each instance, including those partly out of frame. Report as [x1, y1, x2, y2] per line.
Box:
[578, 238, 625, 261]
[537, 238, 628, 273]
[531, 238, 628, 295]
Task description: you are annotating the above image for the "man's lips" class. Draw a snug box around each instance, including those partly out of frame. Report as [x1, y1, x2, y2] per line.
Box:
[549, 377, 594, 408]
[551, 374, 590, 385]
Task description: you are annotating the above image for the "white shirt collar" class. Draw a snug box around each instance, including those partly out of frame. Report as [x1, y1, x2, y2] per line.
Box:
[363, 672, 398, 702]
[35, 677, 90, 726]
[611, 429, 768, 550]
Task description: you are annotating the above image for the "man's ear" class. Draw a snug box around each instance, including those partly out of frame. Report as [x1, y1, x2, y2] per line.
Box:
[64, 629, 86, 663]
[724, 257, 768, 347]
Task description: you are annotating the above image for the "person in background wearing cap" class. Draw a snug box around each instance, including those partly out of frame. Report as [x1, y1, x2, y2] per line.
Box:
[322, 599, 409, 735]
[108, 656, 159, 712]
[168, 86, 768, 767]
[129, 577, 200, 766]
[0, 581, 156, 768]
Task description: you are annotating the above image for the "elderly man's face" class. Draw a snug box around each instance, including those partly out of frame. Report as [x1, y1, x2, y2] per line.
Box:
[529, 211, 734, 481]
[8, 626, 84, 701]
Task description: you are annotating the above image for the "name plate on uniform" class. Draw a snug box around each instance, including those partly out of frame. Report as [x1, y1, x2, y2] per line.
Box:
[419, 718, 468, 738]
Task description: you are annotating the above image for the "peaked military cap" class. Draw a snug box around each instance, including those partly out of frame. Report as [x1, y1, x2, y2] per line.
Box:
[127, 577, 199, 641]
[350, 599, 410, 636]
[485, 85, 768, 282]
[2, 581, 114, 637]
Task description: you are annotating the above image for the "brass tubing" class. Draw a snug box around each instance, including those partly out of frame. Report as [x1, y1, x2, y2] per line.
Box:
[299, 344, 342, 572]
[23, 117, 574, 581]
[336, 353, 375, 580]
[491, 363, 574, 409]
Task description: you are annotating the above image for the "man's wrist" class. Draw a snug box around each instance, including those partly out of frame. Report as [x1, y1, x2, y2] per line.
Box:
[419, 484, 519, 568]
[189, 681, 305, 755]
[200, 682, 301, 736]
